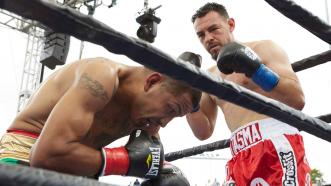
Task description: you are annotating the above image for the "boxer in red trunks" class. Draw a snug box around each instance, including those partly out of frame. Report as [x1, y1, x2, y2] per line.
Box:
[187, 2, 311, 185]
[227, 118, 311, 185]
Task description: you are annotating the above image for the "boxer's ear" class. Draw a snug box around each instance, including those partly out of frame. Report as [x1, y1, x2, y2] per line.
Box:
[144, 73, 163, 91]
[227, 18, 235, 32]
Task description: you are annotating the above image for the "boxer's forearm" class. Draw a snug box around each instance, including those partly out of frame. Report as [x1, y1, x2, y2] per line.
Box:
[263, 75, 305, 110]
[30, 142, 102, 177]
[186, 111, 214, 140]
[186, 93, 217, 140]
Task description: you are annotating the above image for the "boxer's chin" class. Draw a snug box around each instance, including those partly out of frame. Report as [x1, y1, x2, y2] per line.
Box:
[209, 50, 218, 60]
[211, 53, 218, 60]
[145, 125, 160, 135]
[135, 118, 148, 128]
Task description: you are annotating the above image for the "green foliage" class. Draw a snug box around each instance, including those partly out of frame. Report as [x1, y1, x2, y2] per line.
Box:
[311, 168, 324, 184]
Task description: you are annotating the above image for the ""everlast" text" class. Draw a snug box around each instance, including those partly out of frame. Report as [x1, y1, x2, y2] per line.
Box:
[146, 147, 161, 176]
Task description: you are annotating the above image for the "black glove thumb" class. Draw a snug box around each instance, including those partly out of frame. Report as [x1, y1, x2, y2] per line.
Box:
[140, 163, 190, 186]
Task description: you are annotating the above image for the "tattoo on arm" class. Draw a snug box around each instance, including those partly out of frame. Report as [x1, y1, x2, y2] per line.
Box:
[80, 73, 109, 101]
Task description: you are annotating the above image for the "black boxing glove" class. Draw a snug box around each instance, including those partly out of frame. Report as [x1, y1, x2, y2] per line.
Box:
[177, 51, 201, 113]
[217, 42, 279, 91]
[178, 51, 202, 68]
[99, 130, 164, 178]
[140, 162, 190, 186]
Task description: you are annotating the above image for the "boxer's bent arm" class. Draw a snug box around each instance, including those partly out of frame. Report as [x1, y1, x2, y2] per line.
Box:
[255, 40, 305, 110]
[186, 92, 218, 140]
[30, 63, 118, 176]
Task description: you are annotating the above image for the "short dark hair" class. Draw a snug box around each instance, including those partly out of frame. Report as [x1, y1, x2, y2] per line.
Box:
[161, 52, 202, 112]
[162, 77, 201, 113]
[192, 2, 229, 23]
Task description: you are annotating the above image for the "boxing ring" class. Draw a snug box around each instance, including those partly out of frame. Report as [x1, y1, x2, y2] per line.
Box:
[0, 0, 331, 185]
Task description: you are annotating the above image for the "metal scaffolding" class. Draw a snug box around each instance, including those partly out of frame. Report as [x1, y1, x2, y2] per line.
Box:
[17, 27, 45, 112]
[0, 9, 45, 112]
[0, 0, 98, 112]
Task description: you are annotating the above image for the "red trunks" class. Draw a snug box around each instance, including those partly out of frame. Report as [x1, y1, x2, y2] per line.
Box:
[225, 118, 311, 186]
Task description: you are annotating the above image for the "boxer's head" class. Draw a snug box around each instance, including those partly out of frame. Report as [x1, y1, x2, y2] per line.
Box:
[192, 2, 235, 60]
[132, 52, 202, 130]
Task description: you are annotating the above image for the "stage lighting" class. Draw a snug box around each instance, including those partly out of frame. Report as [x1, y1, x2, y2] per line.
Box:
[136, 6, 161, 43]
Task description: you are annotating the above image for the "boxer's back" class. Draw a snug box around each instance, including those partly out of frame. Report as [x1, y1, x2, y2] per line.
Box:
[9, 58, 115, 134]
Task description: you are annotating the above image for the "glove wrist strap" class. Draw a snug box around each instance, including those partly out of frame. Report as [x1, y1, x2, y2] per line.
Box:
[252, 64, 279, 91]
[100, 147, 129, 176]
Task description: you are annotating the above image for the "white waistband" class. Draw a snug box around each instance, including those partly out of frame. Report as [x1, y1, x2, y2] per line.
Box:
[230, 118, 299, 156]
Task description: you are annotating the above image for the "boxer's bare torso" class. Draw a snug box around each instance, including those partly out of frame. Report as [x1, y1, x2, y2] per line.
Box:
[9, 58, 147, 148]
[207, 41, 303, 132]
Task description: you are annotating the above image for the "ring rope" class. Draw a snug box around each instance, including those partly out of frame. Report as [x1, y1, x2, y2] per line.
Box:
[165, 139, 230, 162]
[0, 164, 116, 186]
[316, 113, 331, 123]
[265, 0, 331, 45]
[292, 50, 331, 72]
[1, 0, 331, 143]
